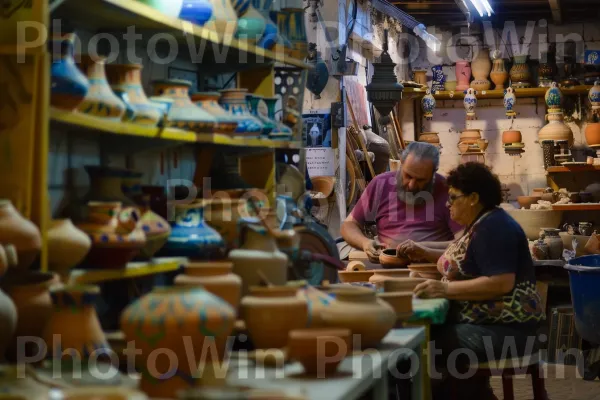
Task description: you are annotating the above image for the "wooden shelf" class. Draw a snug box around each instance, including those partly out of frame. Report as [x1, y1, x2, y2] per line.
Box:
[51, 108, 302, 150]
[404, 86, 592, 100]
[51, 0, 310, 72]
[551, 204, 600, 211]
[68, 257, 186, 284]
[546, 165, 600, 173]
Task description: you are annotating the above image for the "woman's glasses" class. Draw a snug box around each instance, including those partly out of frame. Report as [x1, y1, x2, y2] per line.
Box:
[447, 194, 466, 206]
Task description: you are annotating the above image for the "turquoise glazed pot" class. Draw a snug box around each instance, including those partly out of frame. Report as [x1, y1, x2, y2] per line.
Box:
[246, 94, 274, 137]
[179, 0, 213, 26]
[49, 33, 90, 111]
[263, 97, 293, 140]
[219, 88, 263, 137]
[252, 0, 278, 49]
[136, 0, 184, 17]
[160, 203, 226, 260]
[235, 6, 266, 43]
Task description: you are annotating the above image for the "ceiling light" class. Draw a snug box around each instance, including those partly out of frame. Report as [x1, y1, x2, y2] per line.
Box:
[469, 0, 485, 17]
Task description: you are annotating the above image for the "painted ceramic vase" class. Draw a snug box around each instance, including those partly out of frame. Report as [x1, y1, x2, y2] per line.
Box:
[455, 61, 471, 91]
[205, 0, 238, 38]
[191, 92, 238, 135]
[538, 111, 574, 146]
[510, 55, 531, 88]
[545, 82, 563, 110]
[263, 96, 293, 140]
[179, 0, 214, 26]
[306, 43, 329, 99]
[50, 33, 90, 110]
[42, 285, 111, 360]
[136, 0, 184, 17]
[161, 203, 226, 260]
[421, 89, 436, 120]
[246, 94, 275, 136]
[233, 1, 266, 44]
[175, 261, 242, 311]
[76, 202, 146, 269]
[0, 199, 42, 269]
[320, 286, 396, 349]
[463, 88, 477, 119]
[585, 123, 600, 146]
[252, 0, 278, 49]
[277, 7, 308, 59]
[153, 79, 217, 133]
[76, 55, 127, 121]
[241, 286, 308, 349]
[105, 64, 163, 126]
[504, 87, 517, 118]
[219, 89, 263, 136]
[203, 198, 250, 249]
[121, 286, 235, 398]
[431, 65, 445, 92]
[471, 47, 491, 90]
[47, 219, 91, 279]
[490, 50, 508, 89]
[589, 80, 600, 115]
[228, 219, 289, 296]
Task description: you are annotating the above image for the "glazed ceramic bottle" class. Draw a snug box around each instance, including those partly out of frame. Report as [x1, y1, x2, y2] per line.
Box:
[219, 88, 264, 136]
[0, 199, 42, 269]
[232, 0, 266, 43]
[228, 219, 288, 296]
[263, 96, 293, 140]
[545, 82, 563, 111]
[463, 88, 478, 120]
[76, 55, 127, 121]
[191, 92, 239, 135]
[504, 87, 517, 118]
[47, 219, 91, 279]
[49, 33, 90, 111]
[121, 286, 235, 399]
[251, 0, 278, 49]
[246, 94, 275, 136]
[179, 0, 214, 26]
[421, 89, 436, 120]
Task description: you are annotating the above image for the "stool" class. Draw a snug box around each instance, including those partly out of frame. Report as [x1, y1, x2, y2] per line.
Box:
[451, 352, 548, 400]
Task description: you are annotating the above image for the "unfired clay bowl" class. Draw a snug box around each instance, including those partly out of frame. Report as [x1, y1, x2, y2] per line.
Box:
[407, 263, 443, 280]
[378, 249, 410, 268]
[287, 328, 351, 376]
[338, 270, 374, 283]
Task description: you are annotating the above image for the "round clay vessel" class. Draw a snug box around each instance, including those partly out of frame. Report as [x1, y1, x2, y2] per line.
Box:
[419, 132, 440, 145]
[320, 286, 396, 349]
[502, 130, 522, 144]
[377, 291, 413, 317]
[175, 261, 242, 311]
[538, 111, 574, 146]
[460, 129, 482, 144]
[49, 33, 90, 110]
[191, 92, 239, 135]
[369, 269, 411, 289]
[585, 122, 600, 146]
[41, 285, 111, 360]
[241, 286, 308, 349]
[121, 286, 235, 399]
[383, 278, 427, 293]
[407, 263, 442, 280]
[287, 328, 351, 376]
[338, 270, 373, 283]
[0, 199, 42, 269]
[296, 284, 337, 328]
[47, 219, 91, 278]
[378, 249, 410, 268]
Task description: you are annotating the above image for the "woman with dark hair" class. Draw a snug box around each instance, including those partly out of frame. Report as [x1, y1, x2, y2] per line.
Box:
[414, 162, 545, 399]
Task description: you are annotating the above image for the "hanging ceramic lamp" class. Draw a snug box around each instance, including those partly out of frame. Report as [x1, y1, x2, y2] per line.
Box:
[589, 80, 600, 117]
[421, 89, 436, 121]
[306, 42, 329, 99]
[463, 88, 478, 120]
[503, 87, 517, 119]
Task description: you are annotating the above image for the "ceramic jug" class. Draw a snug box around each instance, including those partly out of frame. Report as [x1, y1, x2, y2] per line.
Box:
[545, 82, 563, 110]
[421, 89, 436, 120]
[49, 33, 90, 110]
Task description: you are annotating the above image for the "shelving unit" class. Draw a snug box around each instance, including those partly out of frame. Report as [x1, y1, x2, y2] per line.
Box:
[404, 85, 593, 100]
[68, 257, 186, 284]
[546, 165, 600, 173]
[551, 204, 600, 211]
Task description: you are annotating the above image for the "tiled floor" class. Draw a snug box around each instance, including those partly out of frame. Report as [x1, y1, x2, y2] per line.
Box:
[490, 363, 600, 400]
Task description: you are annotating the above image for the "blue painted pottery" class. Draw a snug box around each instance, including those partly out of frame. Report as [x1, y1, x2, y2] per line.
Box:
[179, 0, 213, 26]
[49, 33, 90, 111]
[219, 88, 263, 137]
[263, 96, 293, 140]
[252, 0, 278, 49]
[246, 94, 274, 136]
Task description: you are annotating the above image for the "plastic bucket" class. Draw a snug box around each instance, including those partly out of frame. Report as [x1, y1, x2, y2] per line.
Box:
[565, 255, 600, 345]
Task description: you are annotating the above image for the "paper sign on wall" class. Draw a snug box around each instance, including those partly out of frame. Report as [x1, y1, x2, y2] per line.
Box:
[306, 147, 335, 177]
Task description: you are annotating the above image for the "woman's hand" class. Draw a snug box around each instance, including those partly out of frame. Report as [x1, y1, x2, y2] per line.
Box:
[397, 240, 429, 261]
[414, 280, 449, 299]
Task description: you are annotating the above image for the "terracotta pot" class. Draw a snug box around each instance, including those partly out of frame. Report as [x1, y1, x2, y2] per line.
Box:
[175, 261, 242, 311]
[378, 249, 410, 268]
[541, 228, 563, 260]
[538, 111, 574, 146]
[377, 291, 413, 317]
[76, 55, 127, 121]
[490, 58, 508, 89]
[517, 196, 540, 210]
[369, 269, 411, 289]
[419, 132, 440, 145]
[502, 130, 522, 144]
[310, 176, 335, 198]
[204, 198, 250, 250]
[241, 286, 308, 349]
[105, 63, 163, 126]
[121, 286, 235, 398]
[585, 122, 600, 146]
[338, 270, 373, 283]
[287, 328, 351, 376]
[47, 219, 91, 278]
[191, 92, 239, 135]
[0, 200, 42, 269]
[407, 263, 442, 280]
[413, 70, 427, 85]
[510, 55, 531, 87]
[383, 278, 427, 292]
[41, 285, 110, 360]
[76, 202, 145, 269]
[460, 129, 482, 144]
[321, 286, 395, 349]
[295, 285, 337, 328]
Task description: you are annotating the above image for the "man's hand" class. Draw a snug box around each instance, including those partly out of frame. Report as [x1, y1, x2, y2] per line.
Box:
[396, 240, 429, 262]
[414, 280, 448, 299]
[363, 239, 386, 263]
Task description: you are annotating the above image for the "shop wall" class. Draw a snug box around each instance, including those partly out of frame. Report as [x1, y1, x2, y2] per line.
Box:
[399, 21, 599, 200]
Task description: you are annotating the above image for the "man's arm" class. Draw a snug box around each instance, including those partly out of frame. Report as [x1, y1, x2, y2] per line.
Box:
[340, 215, 372, 251]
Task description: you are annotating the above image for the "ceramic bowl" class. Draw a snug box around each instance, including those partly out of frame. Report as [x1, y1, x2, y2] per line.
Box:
[338, 270, 374, 283]
[378, 249, 410, 268]
[287, 328, 352, 376]
[310, 176, 335, 198]
[407, 263, 442, 280]
[383, 278, 427, 293]
[517, 195, 541, 209]
[377, 291, 413, 318]
[505, 209, 564, 240]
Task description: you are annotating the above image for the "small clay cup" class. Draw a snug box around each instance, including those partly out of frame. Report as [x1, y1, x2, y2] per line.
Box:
[287, 328, 352, 376]
[378, 249, 410, 268]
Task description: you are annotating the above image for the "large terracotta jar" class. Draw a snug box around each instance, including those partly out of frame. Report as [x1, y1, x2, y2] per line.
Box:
[152, 80, 217, 133]
[105, 64, 163, 126]
[538, 111, 574, 146]
[175, 261, 242, 311]
[47, 219, 91, 279]
[241, 286, 308, 349]
[455, 60, 471, 91]
[50, 33, 90, 111]
[219, 89, 264, 137]
[191, 92, 238, 135]
[510, 55, 531, 88]
[160, 203, 226, 259]
[0, 199, 42, 269]
[471, 47, 492, 90]
[76, 55, 127, 121]
[42, 285, 111, 360]
[585, 122, 600, 146]
[121, 286, 235, 399]
[321, 286, 396, 349]
[205, 0, 238, 38]
[0, 245, 18, 361]
[76, 202, 146, 269]
[204, 198, 250, 249]
[1, 271, 60, 361]
[228, 220, 289, 296]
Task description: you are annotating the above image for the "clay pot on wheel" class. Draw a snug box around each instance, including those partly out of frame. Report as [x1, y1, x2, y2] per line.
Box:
[378, 249, 410, 268]
[383, 278, 427, 292]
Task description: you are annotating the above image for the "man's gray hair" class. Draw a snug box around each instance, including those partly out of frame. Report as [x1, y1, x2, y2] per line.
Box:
[400, 142, 440, 171]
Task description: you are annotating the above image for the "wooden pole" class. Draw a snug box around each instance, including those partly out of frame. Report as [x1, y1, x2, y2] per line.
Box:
[345, 93, 376, 178]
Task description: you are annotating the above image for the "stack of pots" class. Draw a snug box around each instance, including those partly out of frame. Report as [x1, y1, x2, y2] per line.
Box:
[457, 129, 488, 155]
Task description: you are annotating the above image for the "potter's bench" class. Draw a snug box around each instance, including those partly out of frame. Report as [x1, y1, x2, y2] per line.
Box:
[227, 327, 426, 400]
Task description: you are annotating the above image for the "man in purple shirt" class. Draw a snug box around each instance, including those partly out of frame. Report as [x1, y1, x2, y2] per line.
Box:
[341, 142, 462, 263]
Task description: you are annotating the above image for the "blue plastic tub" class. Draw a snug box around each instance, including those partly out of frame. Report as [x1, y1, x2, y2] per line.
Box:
[565, 255, 600, 345]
